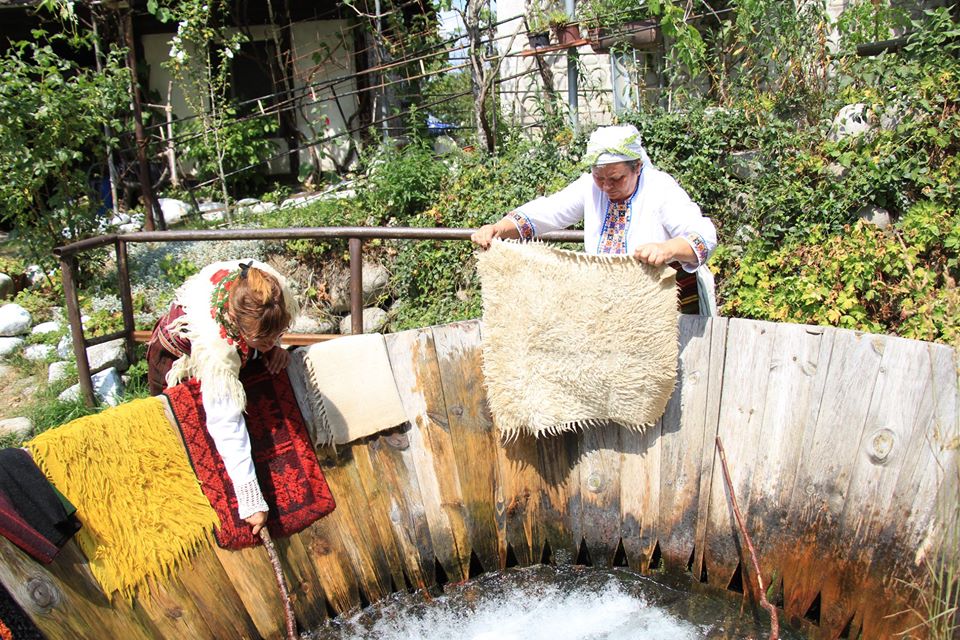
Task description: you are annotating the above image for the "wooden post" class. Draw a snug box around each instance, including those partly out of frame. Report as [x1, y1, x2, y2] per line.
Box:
[115, 238, 137, 367]
[60, 254, 95, 407]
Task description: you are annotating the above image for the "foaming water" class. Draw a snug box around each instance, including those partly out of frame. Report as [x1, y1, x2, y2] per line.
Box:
[307, 565, 796, 640]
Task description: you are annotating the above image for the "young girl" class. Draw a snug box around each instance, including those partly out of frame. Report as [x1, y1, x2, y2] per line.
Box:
[147, 259, 299, 534]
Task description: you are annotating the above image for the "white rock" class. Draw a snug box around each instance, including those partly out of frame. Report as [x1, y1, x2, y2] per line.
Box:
[0, 304, 32, 336]
[289, 314, 324, 334]
[58, 367, 124, 406]
[236, 198, 260, 207]
[57, 334, 73, 359]
[48, 361, 72, 384]
[339, 307, 388, 335]
[830, 103, 873, 141]
[87, 338, 128, 372]
[23, 344, 55, 361]
[159, 198, 194, 226]
[199, 201, 226, 212]
[118, 222, 141, 234]
[857, 204, 891, 229]
[25, 265, 45, 287]
[0, 273, 13, 300]
[201, 210, 225, 222]
[0, 337, 24, 358]
[110, 213, 132, 225]
[280, 193, 323, 209]
[328, 261, 392, 313]
[0, 417, 32, 438]
[251, 202, 278, 214]
[32, 320, 62, 335]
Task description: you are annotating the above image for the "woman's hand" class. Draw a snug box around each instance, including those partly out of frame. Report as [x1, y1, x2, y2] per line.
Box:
[470, 223, 501, 249]
[633, 242, 673, 266]
[262, 345, 290, 375]
[244, 510, 268, 535]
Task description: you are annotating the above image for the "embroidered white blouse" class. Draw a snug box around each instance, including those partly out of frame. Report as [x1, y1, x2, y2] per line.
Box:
[510, 167, 717, 272]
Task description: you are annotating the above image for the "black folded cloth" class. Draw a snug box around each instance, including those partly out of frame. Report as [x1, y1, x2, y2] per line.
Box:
[0, 448, 81, 563]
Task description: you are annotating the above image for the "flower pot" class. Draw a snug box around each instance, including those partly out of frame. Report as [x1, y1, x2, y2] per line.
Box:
[586, 26, 609, 53]
[526, 30, 551, 50]
[588, 19, 660, 53]
[552, 22, 582, 46]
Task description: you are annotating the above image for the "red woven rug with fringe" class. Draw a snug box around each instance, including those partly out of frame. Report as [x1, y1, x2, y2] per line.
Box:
[164, 359, 336, 550]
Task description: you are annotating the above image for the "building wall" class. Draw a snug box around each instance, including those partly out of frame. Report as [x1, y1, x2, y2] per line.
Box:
[141, 19, 358, 176]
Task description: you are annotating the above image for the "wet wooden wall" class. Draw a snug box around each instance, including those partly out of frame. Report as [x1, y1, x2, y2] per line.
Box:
[0, 317, 955, 639]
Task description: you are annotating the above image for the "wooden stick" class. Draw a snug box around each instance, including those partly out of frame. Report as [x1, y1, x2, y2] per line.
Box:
[259, 528, 298, 640]
[715, 436, 780, 640]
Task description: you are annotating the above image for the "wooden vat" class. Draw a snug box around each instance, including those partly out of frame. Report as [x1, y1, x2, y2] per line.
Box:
[0, 317, 956, 639]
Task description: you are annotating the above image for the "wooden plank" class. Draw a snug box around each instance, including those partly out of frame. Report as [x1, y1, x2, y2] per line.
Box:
[619, 416, 661, 571]
[270, 533, 327, 631]
[776, 328, 883, 626]
[135, 574, 217, 640]
[535, 431, 581, 564]
[384, 328, 471, 582]
[214, 545, 286, 640]
[176, 547, 262, 639]
[704, 318, 776, 590]
[494, 432, 545, 568]
[741, 323, 828, 601]
[847, 340, 959, 639]
[578, 422, 622, 566]
[0, 539, 159, 640]
[352, 440, 419, 592]
[661, 315, 725, 574]
[432, 320, 504, 574]
[295, 516, 361, 615]
[320, 447, 395, 602]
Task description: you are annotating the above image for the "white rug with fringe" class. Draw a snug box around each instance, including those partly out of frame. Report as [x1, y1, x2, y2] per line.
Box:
[476, 240, 679, 440]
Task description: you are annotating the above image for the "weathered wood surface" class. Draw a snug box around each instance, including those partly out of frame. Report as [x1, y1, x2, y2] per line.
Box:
[1, 317, 955, 640]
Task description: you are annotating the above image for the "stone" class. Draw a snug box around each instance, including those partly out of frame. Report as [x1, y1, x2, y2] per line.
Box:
[198, 201, 226, 213]
[59, 367, 124, 406]
[159, 198, 194, 226]
[57, 335, 73, 359]
[830, 103, 873, 141]
[827, 162, 848, 178]
[48, 361, 72, 384]
[0, 304, 32, 336]
[0, 273, 13, 300]
[31, 320, 62, 335]
[327, 261, 391, 313]
[289, 314, 324, 334]
[25, 265, 45, 287]
[86, 338, 128, 372]
[109, 213, 132, 226]
[0, 337, 24, 358]
[280, 193, 323, 209]
[118, 223, 141, 234]
[0, 417, 32, 438]
[201, 210, 225, 222]
[857, 204, 891, 229]
[251, 202, 278, 214]
[726, 150, 762, 182]
[339, 307, 388, 335]
[23, 344, 55, 362]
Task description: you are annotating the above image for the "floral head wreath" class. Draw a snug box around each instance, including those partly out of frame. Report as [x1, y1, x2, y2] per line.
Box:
[209, 262, 254, 357]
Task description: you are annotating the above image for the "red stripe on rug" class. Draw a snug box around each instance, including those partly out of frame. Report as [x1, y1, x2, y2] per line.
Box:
[164, 359, 336, 550]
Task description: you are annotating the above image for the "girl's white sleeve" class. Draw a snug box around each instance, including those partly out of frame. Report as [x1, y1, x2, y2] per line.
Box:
[657, 174, 718, 272]
[201, 392, 269, 519]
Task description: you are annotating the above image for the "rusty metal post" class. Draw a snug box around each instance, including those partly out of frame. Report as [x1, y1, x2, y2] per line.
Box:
[60, 255, 96, 407]
[115, 238, 137, 366]
[349, 237, 363, 335]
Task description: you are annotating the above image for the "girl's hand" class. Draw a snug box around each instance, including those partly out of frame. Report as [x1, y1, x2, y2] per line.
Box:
[633, 242, 672, 266]
[244, 510, 268, 535]
[262, 345, 290, 375]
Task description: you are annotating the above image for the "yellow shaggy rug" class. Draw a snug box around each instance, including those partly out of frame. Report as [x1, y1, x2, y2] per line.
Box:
[476, 240, 679, 440]
[28, 397, 219, 599]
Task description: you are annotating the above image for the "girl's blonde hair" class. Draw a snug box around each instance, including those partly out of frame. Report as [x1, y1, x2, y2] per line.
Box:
[229, 267, 291, 343]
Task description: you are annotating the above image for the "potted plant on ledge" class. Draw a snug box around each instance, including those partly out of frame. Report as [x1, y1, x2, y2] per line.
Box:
[577, 0, 660, 53]
[547, 9, 581, 47]
[525, 7, 552, 50]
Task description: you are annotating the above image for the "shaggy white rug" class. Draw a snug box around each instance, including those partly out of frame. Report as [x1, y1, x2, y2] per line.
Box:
[476, 240, 678, 440]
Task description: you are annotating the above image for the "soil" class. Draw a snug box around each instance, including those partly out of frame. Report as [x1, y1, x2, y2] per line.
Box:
[0, 364, 42, 420]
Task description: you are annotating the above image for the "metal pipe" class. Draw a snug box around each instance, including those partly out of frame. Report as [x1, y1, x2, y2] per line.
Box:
[565, 0, 578, 131]
[349, 237, 363, 335]
[115, 239, 137, 366]
[60, 255, 96, 407]
[55, 227, 585, 256]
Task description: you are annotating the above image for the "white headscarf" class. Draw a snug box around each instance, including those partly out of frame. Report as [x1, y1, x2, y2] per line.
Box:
[584, 124, 652, 167]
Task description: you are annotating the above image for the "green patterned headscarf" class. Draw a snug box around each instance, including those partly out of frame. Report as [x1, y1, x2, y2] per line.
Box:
[584, 124, 652, 167]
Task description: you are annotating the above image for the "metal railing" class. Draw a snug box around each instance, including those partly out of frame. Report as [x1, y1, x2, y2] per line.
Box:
[54, 226, 585, 406]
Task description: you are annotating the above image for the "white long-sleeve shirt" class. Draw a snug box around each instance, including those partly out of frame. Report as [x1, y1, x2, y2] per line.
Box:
[511, 168, 717, 272]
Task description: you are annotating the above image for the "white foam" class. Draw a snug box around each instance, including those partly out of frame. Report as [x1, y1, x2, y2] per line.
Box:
[331, 579, 702, 640]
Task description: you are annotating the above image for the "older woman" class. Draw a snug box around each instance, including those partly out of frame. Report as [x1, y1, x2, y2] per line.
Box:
[471, 124, 718, 313]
